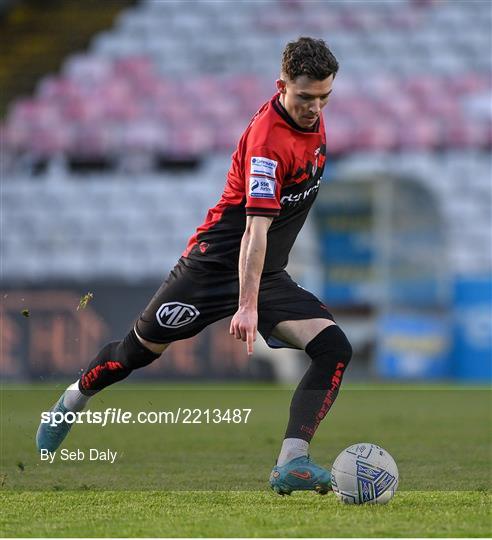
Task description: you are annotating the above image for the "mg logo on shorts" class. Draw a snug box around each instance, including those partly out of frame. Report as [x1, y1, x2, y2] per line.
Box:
[156, 302, 200, 328]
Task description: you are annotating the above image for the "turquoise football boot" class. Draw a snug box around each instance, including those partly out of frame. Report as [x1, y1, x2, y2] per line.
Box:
[36, 392, 72, 452]
[269, 455, 331, 496]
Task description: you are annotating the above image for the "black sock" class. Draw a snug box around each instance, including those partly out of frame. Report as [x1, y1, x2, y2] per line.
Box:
[79, 330, 160, 395]
[284, 325, 352, 442]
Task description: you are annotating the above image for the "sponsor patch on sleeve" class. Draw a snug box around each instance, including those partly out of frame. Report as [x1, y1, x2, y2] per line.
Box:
[250, 156, 277, 178]
[249, 176, 276, 199]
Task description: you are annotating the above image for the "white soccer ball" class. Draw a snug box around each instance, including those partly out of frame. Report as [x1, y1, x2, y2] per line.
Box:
[331, 443, 399, 505]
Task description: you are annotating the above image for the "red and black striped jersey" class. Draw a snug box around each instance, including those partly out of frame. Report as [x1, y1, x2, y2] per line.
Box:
[183, 93, 327, 272]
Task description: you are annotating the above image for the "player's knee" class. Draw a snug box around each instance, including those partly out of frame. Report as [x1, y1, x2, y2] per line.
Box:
[99, 330, 161, 371]
[305, 325, 353, 370]
[117, 329, 162, 369]
[133, 325, 169, 355]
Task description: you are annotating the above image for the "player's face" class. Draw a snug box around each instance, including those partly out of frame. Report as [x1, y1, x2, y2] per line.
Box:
[277, 74, 334, 129]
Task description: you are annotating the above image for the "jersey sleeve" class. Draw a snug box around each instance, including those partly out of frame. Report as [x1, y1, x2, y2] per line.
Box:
[245, 145, 286, 218]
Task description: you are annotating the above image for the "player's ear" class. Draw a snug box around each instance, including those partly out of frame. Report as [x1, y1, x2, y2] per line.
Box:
[276, 78, 287, 94]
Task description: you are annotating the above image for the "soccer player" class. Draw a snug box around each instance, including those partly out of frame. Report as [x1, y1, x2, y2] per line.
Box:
[36, 37, 352, 496]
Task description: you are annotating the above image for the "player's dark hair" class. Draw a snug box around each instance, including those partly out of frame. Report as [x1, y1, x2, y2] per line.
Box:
[281, 37, 339, 81]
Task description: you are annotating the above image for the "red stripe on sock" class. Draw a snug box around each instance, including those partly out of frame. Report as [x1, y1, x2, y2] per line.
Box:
[81, 361, 124, 391]
[311, 361, 347, 434]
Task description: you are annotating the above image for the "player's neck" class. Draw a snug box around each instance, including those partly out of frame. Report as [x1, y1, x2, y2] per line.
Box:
[276, 94, 318, 133]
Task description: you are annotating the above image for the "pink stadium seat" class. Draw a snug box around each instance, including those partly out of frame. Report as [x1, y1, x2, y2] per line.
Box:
[113, 56, 155, 80]
[399, 118, 442, 150]
[78, 121, 123, 155]
[325, 116, 355, 155]
[444, 118, 490, 149]
[120, 120, 167, 152]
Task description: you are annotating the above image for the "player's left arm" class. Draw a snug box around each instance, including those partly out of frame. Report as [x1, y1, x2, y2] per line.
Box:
[230, 215, 273, 355]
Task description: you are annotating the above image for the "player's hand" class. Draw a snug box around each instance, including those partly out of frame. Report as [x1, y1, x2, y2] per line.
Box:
[229, 307, 258, 356]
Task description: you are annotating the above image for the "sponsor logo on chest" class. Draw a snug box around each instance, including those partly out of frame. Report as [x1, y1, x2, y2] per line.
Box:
[280, 178, 321, 207]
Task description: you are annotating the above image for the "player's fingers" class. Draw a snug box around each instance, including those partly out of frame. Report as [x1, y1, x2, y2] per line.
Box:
[233, 324, 243, 341]
[231, 320, 243, 340]
[246, 329, 254, 355]
[239, 326, 247, 342]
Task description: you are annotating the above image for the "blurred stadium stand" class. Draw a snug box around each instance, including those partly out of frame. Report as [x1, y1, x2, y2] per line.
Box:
[3, 0, 491, 164]
[0, 0, 136, 118]
[1, 0, 490, 381]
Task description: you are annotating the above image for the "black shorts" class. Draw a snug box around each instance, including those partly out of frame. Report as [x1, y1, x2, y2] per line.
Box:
[136, 257, 335, 349]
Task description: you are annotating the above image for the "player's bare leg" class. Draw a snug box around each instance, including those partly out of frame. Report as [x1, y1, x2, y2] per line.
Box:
[36, 326, 169, 452]
[268, 318, 352, 495]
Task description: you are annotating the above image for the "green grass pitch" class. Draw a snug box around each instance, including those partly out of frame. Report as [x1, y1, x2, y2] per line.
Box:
[1, 382, 490, 537]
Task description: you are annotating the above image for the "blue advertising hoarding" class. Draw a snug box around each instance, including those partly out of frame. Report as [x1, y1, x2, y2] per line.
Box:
[452, 276, 492, 382]
[376, 313, 451, 379]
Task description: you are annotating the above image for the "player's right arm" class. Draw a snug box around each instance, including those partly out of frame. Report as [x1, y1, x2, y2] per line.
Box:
[230, 142, 286, 354]
[229, 215, 273, 355]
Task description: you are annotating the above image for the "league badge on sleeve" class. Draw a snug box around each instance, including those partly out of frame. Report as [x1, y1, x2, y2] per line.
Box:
[249, 176, 276, 199]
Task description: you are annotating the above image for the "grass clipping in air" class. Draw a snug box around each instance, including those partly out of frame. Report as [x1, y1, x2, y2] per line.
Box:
[77, 292, 94, 311]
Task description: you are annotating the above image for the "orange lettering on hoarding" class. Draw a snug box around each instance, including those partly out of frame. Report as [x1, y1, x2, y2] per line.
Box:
[149, 336, 200, 375]
[0, 308, 22, 376]
[1, 291, 108, 378]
